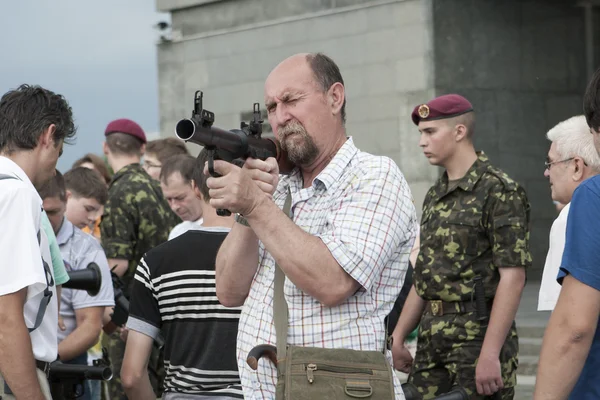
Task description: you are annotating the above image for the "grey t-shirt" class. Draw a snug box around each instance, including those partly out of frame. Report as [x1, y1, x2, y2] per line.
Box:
[56, 218, 115, 342]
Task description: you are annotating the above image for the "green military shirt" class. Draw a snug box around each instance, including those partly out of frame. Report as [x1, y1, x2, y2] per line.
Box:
[414, 152, 532, 302]
[100, 163, 179, 292]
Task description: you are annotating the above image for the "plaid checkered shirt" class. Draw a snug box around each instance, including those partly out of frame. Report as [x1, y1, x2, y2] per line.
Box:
[236, 138, 417, 399]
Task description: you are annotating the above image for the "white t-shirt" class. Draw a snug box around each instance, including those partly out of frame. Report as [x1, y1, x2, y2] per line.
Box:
[538, 202, 570, 311]
[168, 218, 203, 240]
[0, 156, 58, 362]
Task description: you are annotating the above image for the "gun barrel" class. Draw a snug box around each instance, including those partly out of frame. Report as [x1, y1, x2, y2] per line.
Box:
[49, 362, 113, 381]
[62, 262, 102, 296]
[175, 119, 293, 173]
[175, 119, 249, 157]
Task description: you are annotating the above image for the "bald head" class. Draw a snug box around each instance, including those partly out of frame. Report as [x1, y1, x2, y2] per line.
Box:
[265, 53, 346, 124]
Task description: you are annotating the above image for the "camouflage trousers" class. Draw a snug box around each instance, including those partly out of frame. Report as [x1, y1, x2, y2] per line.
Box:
[408, 311, 518, 400]
[102, 331, 165, 400]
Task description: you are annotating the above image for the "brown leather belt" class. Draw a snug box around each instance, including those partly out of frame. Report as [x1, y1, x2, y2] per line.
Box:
[425, 300, 478, 317]
[36, 360, 51, 376]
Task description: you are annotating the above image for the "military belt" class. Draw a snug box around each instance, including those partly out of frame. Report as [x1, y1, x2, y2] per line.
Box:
[425, 300, 479, 317]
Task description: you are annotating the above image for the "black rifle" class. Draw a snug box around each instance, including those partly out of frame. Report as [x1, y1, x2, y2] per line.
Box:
[62, 262, 102, 296]
[175, 90, 294, 216]
[48, 348, 112, 400]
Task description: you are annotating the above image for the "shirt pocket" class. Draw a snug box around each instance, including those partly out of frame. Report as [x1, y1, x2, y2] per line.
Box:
[445, 214, 483, 256]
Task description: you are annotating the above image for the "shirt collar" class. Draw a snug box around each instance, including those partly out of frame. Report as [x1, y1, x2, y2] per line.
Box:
[56, 217, 74, 246]
[439, 151, 490, 194]
[0, 156, 41, 203]
[310, 137, 358, 190]
[109, 163, 144, 187]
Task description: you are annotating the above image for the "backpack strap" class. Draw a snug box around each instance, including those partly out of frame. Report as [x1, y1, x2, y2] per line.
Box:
[0, 173, 53, 332]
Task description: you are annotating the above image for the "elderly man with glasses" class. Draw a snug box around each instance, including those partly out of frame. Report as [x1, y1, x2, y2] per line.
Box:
[538, 115, 600, 312]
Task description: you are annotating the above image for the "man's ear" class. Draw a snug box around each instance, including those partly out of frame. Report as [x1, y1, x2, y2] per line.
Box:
[191, 180, 203, 201]
[328, 82, 345, 117]
[65, 190, 73, 202]
[454, 123, 468, 142]
[573, 158, 585, 181]
[40, 124, 57, 149]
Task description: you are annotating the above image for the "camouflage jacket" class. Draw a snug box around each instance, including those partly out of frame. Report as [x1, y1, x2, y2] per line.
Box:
[100, 163, 179, 292]
[413, 152, 532, 302]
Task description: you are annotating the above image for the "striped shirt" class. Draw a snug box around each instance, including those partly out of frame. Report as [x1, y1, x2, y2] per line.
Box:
[127, 227, 243, 398]
[236, 137, 417, 399]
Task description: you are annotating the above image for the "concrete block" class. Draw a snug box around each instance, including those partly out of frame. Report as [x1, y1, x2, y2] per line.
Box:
[157, 42, 185, 66]
[393, 0, 430, 25]
[183, 59, 210, 90]
[364, 62, 397, 96]
[394, 23, 431, 61]
[307, 8, 369, 42]
[182, 39, 208, 63]
[395, 57, 430, 92]
[346, 93, 401, 123]
[349, 118, 401, 155]
[311, 34, 367, 69]
[343, 66, 368, 98]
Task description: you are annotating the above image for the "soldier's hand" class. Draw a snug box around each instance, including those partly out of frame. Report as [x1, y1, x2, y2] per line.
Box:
[475, 354, 503, 396]
[392, 341, 413, 373]
[243, 157, 279, 197]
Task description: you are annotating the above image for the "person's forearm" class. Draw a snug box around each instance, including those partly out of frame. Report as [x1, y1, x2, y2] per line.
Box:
[534, 316, 592, 399]
[107, 258, 129, 277]
[392, 286, 425, 342]
[215, 224, 260, 307]
[480, 269, 525, 358]
[123, 373, 155, 400]
[0, 292, 45, 399]
[58, 321, 101, 361]
[246, 199, 358, 306]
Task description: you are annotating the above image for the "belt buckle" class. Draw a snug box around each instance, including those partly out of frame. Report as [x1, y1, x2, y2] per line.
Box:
[430, 300, 443, 317]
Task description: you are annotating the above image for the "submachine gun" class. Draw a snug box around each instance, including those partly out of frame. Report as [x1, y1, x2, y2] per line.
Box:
[175, 90, 294, 216]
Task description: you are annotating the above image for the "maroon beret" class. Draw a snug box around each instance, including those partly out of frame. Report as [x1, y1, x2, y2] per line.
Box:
[104, 118, 147, 144]
[411, 94, 474, 125]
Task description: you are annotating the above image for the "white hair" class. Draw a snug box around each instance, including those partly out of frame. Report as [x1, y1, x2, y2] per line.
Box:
[546, 115, 600, 172]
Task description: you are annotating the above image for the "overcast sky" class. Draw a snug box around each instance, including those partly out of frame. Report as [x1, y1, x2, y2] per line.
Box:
[0, 1, 168, 171]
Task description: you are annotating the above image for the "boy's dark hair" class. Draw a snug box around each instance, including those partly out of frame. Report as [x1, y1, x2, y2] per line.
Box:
[191, 149, 210, 202]
[0, 84, 76, 155]
[105, 133, 144, 157]
[306, 53, 346, 124]
[146, 138, 189, 164]
[72, 153, 112, 184]
[38, 170, 66, 202]
[160, 154, 195, 184]
[64, 167, 108, 205]
[584, 67, 600, 132]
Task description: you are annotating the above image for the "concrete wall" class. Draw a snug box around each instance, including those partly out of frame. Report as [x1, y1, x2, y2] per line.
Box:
[157, 0, 440, 216]
[432, 0, 588, 277]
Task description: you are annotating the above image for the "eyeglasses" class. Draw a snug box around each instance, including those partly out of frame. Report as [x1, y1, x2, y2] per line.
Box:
[544, 158, 574, 170]
[144, 161, 162, 170]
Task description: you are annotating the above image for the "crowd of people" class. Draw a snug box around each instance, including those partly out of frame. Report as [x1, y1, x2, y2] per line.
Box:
[0, 52, 599, 400]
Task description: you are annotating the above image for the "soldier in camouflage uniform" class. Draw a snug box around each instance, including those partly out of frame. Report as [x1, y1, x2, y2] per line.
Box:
[100, 119, 179, 399]
[391, 95, 531, 399]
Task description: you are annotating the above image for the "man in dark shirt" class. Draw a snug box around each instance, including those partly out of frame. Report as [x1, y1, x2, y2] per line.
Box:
[121, 148, 241, 400]
[100, 118, 179, 399]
